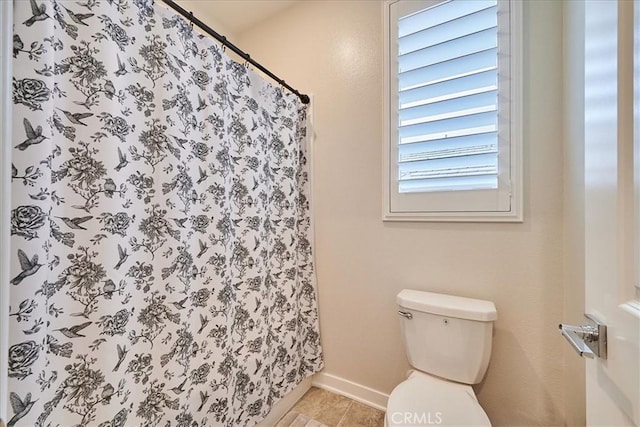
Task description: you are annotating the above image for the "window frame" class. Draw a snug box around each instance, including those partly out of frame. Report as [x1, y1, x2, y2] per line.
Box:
[382, 0, 523, 222]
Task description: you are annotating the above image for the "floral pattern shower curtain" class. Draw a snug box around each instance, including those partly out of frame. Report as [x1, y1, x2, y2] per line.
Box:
[8, 0, 323, 425]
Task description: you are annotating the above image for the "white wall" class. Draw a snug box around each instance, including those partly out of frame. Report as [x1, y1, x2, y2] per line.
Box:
[174, 0, 237, 43]
[235, 1, 567, 425]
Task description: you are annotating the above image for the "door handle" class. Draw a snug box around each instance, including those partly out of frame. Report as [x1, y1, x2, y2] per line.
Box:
[559, 313, 607, 359]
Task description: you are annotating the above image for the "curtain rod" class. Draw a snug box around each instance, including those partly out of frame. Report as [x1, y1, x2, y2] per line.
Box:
[158, 0, 310, 105]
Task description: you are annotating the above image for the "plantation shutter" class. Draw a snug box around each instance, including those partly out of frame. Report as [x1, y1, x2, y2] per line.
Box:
[384, 0, 521, 221]
[397, 0, 500, 194]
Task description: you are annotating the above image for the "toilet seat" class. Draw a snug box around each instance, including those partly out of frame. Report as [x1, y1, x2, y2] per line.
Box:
[386, 372, 491, 427]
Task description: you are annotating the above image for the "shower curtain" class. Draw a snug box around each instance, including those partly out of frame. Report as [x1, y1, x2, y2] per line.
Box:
[8, 1, 323, 426]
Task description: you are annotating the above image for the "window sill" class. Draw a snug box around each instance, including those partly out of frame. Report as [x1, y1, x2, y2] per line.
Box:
[382, 210, 523, 223]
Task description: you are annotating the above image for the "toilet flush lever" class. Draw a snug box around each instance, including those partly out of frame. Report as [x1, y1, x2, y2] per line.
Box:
[559, 313, 607, 359]
[398, 310, 413, 319]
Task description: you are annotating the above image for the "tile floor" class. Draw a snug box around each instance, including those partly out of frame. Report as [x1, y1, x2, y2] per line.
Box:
[277, 387, 385, 427]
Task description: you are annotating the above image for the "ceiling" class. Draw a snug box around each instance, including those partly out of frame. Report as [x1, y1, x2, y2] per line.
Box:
[175, 1, 299, 36]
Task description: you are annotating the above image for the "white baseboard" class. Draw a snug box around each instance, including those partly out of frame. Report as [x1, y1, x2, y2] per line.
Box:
[312, 373, 389, 412]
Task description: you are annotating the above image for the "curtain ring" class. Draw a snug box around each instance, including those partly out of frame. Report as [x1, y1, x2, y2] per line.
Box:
[189, 11, 194, 30]
[244, 54, 250, 68]
[221, 36, 227, 52]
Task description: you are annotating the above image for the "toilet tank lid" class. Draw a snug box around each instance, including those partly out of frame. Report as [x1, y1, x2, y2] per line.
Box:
[397, 289, 497, 321]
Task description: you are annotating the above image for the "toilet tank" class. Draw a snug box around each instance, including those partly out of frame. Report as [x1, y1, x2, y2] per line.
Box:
[397, 289, 497, 385]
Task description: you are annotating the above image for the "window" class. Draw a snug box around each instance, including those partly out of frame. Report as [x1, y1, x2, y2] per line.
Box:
[383, 0, 522, 221]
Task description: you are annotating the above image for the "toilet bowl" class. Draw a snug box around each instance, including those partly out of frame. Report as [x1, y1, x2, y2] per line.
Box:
[386, 290, 497, 426]
[386, 371, 491, 426]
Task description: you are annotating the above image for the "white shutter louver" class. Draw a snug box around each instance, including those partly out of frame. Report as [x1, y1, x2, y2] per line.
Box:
[397, 0, 499, 193]
[384, 0, 522, 221]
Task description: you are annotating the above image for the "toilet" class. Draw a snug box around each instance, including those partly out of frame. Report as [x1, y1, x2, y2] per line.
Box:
[386, 289, 497, 427]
